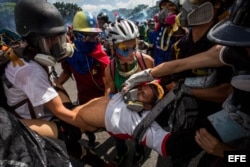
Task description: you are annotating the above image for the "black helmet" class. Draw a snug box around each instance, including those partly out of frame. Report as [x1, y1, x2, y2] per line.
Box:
[148, 18, 155, 25]
[97, 12, 109, 23]
[15, 0, 66, 37]
[208, 0, 250, 46]
[159, 0, 179, 10]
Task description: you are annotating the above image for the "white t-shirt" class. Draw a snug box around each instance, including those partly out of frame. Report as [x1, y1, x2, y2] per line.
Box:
[4, 59, 58, 120]
[105, 93, 170, 157]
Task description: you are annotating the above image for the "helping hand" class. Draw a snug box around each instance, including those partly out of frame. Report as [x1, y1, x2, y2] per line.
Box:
[121, 69, 154, 94]
[195, 128, 233, 157]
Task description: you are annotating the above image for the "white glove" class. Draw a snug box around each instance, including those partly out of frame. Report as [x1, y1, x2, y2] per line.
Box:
[122, 69, 154, 94]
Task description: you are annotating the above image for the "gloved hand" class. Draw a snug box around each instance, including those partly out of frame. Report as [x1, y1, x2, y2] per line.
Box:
[122, 69, 154, 94]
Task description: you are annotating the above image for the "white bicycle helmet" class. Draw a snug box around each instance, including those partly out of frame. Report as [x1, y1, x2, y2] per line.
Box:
[105, 19, 139, 44]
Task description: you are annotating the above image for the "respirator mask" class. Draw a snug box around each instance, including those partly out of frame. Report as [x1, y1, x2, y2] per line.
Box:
[123, 80, 165, 112]
[158, 8, 177, 26]
[34, 34, 74, 66]
[123, 88, 144, 112]
[177, 0, 214, 27]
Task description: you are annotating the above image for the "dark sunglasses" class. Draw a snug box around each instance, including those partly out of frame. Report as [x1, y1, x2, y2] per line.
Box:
[74, 32, 100, 41]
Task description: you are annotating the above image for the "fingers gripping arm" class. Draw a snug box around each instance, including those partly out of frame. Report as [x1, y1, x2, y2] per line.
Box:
[122, 69, 154, 94]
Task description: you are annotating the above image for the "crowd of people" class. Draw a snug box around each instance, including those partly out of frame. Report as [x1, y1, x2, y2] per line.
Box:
[1, 0, 250, 167]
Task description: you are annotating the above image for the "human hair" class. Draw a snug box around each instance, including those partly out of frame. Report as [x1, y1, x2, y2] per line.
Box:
[148, 84, 161, 106]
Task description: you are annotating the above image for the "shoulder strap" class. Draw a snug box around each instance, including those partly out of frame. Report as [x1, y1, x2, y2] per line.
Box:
[1, 74, 37, 119]
[110, 58, 115, 80]
[173, 42, 180, 60]
[10, 98, 37, 119]
[136, 51, 147, 70]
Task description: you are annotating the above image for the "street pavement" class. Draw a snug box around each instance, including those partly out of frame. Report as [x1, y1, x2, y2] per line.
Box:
[55, 63, 203, 167]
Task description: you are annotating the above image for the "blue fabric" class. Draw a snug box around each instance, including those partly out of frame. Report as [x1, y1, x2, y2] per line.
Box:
[147, 30, 157, 44]
[154, 25, 174, 66]
[66, 40, 98, 75]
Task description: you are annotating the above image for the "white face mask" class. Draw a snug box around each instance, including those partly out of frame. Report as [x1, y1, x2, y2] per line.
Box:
[178, 0, 214, 26]
[34, 34, 74, 66]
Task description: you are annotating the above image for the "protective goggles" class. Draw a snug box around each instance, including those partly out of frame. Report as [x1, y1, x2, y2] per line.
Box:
[116, 43, 136, 57]
[37, 34, 66, 59]
[74, 31, 100, 42]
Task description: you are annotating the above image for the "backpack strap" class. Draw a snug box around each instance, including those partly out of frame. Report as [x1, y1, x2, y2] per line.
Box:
[10, 98, 37, 119]
[110, 52, 147, 81]
[110, 57, 115, 80]
[135, 51, 147, 70]
[1, 74, 37, 119]
[173, 42, 180, 60]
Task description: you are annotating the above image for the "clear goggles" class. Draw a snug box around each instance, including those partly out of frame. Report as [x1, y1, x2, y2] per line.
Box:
[37, 34, 66, 58]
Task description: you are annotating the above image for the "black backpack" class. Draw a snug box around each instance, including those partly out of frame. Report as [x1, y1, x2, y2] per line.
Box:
[0, 107, 70, 167]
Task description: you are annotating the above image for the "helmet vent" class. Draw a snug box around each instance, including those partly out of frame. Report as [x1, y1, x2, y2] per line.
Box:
[109, 31, 119, 36]
[127, 21, 135, 34]
[118, 25, 126, 36]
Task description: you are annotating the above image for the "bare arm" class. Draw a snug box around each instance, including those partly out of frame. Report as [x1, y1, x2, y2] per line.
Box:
[22, 95, 110, 137]
[151, 45, 224, 78]
[141, 53, 154, 68]
[54, 69, 71, 85]
[104, 65, 116, 95]
[191, 83, 233, 103]
[45, 96, 80, 128]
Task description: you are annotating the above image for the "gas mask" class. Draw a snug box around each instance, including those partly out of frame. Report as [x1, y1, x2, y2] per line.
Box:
[158, 8, 177, 26]
[123, 88, 144, 112]
[34, 34, 74, 66]
[159, 8, 169, 24]
[177, 0, 214, 27]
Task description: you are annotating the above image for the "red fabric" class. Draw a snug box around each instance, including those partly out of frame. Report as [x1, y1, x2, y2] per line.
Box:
[61, 51, 108, 104]
[88, 44, 110, 65]
[108, 132, 133, 140]
[161, 133, 171, 157]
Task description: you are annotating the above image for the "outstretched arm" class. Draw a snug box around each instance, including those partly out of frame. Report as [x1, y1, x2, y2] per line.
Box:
[151, 45, 224, 78]
[123, 45, 224, 93]
[26, 95, 110, 137]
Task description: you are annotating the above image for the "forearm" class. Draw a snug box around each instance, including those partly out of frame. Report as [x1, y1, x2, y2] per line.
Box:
[46, 96, 81, 128]
[55, 70, 71, 85]
[150, 45, 224, 78]
[191, 83, 233, 103]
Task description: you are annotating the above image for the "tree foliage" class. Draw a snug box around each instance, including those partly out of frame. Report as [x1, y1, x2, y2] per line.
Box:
[0, 0, 158, 31]
[53, 2, 82, 25]
[0, 2, 16, 31]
